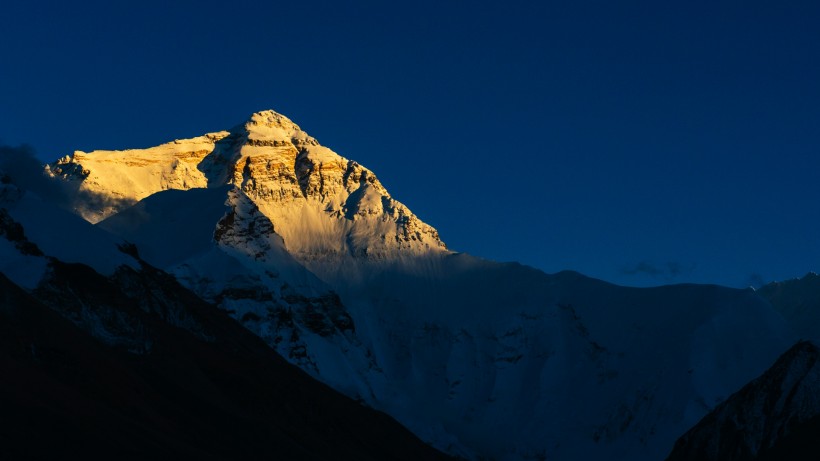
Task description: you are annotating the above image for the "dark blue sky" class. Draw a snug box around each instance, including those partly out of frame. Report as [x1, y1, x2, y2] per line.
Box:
[2, 1, 819, 287]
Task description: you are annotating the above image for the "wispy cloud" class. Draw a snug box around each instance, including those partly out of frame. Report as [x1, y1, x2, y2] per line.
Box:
[1, 144, 133, 215]
[621, 261, 696, 281]
[0, 144, 67, 204]
[1, 144, 44, 187]
[745, 273, 767, 288]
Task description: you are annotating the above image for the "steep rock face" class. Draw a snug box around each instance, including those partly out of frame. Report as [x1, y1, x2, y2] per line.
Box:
[46, 110, 446, 265]
[234, 112, 444, 263]
[666, 341, 820, 461]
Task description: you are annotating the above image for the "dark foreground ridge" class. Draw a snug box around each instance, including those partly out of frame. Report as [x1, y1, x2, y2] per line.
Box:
[0, 259, 452, 461]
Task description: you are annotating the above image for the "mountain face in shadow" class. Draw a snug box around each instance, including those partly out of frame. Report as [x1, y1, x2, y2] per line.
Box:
[666, 341, 820, 461]
[0, 204, 450, 460]
[665, 275, 820, 461]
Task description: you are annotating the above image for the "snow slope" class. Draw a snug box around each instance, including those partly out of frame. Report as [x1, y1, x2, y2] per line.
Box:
[322, 258, 794, 460]
[0, 179, 136, 286]
[47, 109, 800, 460]
[97, 186, 385, 400]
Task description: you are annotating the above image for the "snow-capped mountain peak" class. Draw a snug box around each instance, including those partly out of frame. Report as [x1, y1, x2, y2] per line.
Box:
[46, 110, 447, 267]
[243, 109, 314, 144]
[39, 109, 802, 461]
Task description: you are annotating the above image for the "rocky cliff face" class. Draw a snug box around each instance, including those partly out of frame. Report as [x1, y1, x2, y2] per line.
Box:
[46, 110, 446, 267]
